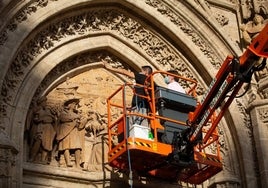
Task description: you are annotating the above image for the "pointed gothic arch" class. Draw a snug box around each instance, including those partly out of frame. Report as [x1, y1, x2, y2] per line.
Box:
[0, 1, 263, 187]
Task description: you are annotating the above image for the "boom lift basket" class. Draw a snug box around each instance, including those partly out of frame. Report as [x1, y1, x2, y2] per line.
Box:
[107, 71, 222, 184]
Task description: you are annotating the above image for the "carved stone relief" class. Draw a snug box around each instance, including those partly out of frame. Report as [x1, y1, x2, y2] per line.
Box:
[0, 0, 59, 45]
[25, 67, 129, 171]
[23, 53, 232, 188]
[27, 96, 56, 164]
[240, 0, 268, 20]
[240, 14, 268, 102]
[235, 98, 259, 178]
[236, 99, 254, 143]
[240, 14, 268, 45]
[188, 0, 230, 26]
[145, 0, 222, 68]
[0, 6, 206, 129]
[258, 107, 268, 123]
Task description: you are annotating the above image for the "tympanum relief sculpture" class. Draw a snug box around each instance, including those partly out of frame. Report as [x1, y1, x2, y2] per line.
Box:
[25, 68, 129, 171]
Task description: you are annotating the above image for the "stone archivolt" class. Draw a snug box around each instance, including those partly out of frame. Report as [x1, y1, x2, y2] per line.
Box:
[0, 0, 267, 187]
[1, 0, 59, 45]
[0, 6, 206, 124]
[145, 0, 222, 68]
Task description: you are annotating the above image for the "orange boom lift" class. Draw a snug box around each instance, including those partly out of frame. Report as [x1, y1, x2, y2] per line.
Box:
[107, 24, 268, 184]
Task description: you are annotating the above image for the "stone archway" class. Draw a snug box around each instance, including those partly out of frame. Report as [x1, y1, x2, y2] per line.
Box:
[0, 0, 264, 187]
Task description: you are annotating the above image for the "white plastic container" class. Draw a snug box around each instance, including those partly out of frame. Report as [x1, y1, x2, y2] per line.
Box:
[129, 124, 150, 140]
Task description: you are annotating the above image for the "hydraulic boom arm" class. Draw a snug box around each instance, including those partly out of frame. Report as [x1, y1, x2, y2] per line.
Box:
[188, 24, 268, 144]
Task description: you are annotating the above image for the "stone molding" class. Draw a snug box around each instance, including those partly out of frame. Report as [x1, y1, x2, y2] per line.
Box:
[145, 0, 223, 68]
[0, 4, 209, 127]
[0, 0, 59, 45]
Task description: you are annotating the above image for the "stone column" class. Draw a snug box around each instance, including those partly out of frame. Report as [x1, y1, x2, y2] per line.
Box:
[246, 67, 268, 188]
[0, 128, 18, 188]
[248, 97, 268, 188]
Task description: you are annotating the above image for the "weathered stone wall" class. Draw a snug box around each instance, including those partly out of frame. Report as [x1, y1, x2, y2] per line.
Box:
[0, 0, 267, 187]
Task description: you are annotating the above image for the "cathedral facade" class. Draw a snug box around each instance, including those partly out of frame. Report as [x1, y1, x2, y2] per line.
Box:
[0, 0, 267, 187]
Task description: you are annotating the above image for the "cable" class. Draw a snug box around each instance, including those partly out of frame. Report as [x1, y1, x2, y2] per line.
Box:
[233, 58, 266, 98]
[225, 81, 251, 99]
[124, 83, 133, 188]
[234, 82, 251, 98]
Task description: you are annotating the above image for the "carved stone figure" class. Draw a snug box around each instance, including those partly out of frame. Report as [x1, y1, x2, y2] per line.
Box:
[87, 129, 110, 171]
[56, 98, 86, 168]
[85, 97, 107, 138]
[240, 14, 268, 93]
[29, 96, 56, 164]
[240, 14, 267, 45]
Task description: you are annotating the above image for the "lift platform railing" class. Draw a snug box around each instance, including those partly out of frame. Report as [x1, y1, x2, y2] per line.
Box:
[146, 71, 221, 166]
[107, 71, 222, 184]
[147, 72, 217, 138]
[107, 71, 198, 148]
[107, 82, 153, 151]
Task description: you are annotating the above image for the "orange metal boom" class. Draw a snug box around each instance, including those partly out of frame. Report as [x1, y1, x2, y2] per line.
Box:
[189, 24, 268, 144]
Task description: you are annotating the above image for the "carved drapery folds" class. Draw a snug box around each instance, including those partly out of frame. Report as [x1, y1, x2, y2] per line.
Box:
[25, 66, 125, 171]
